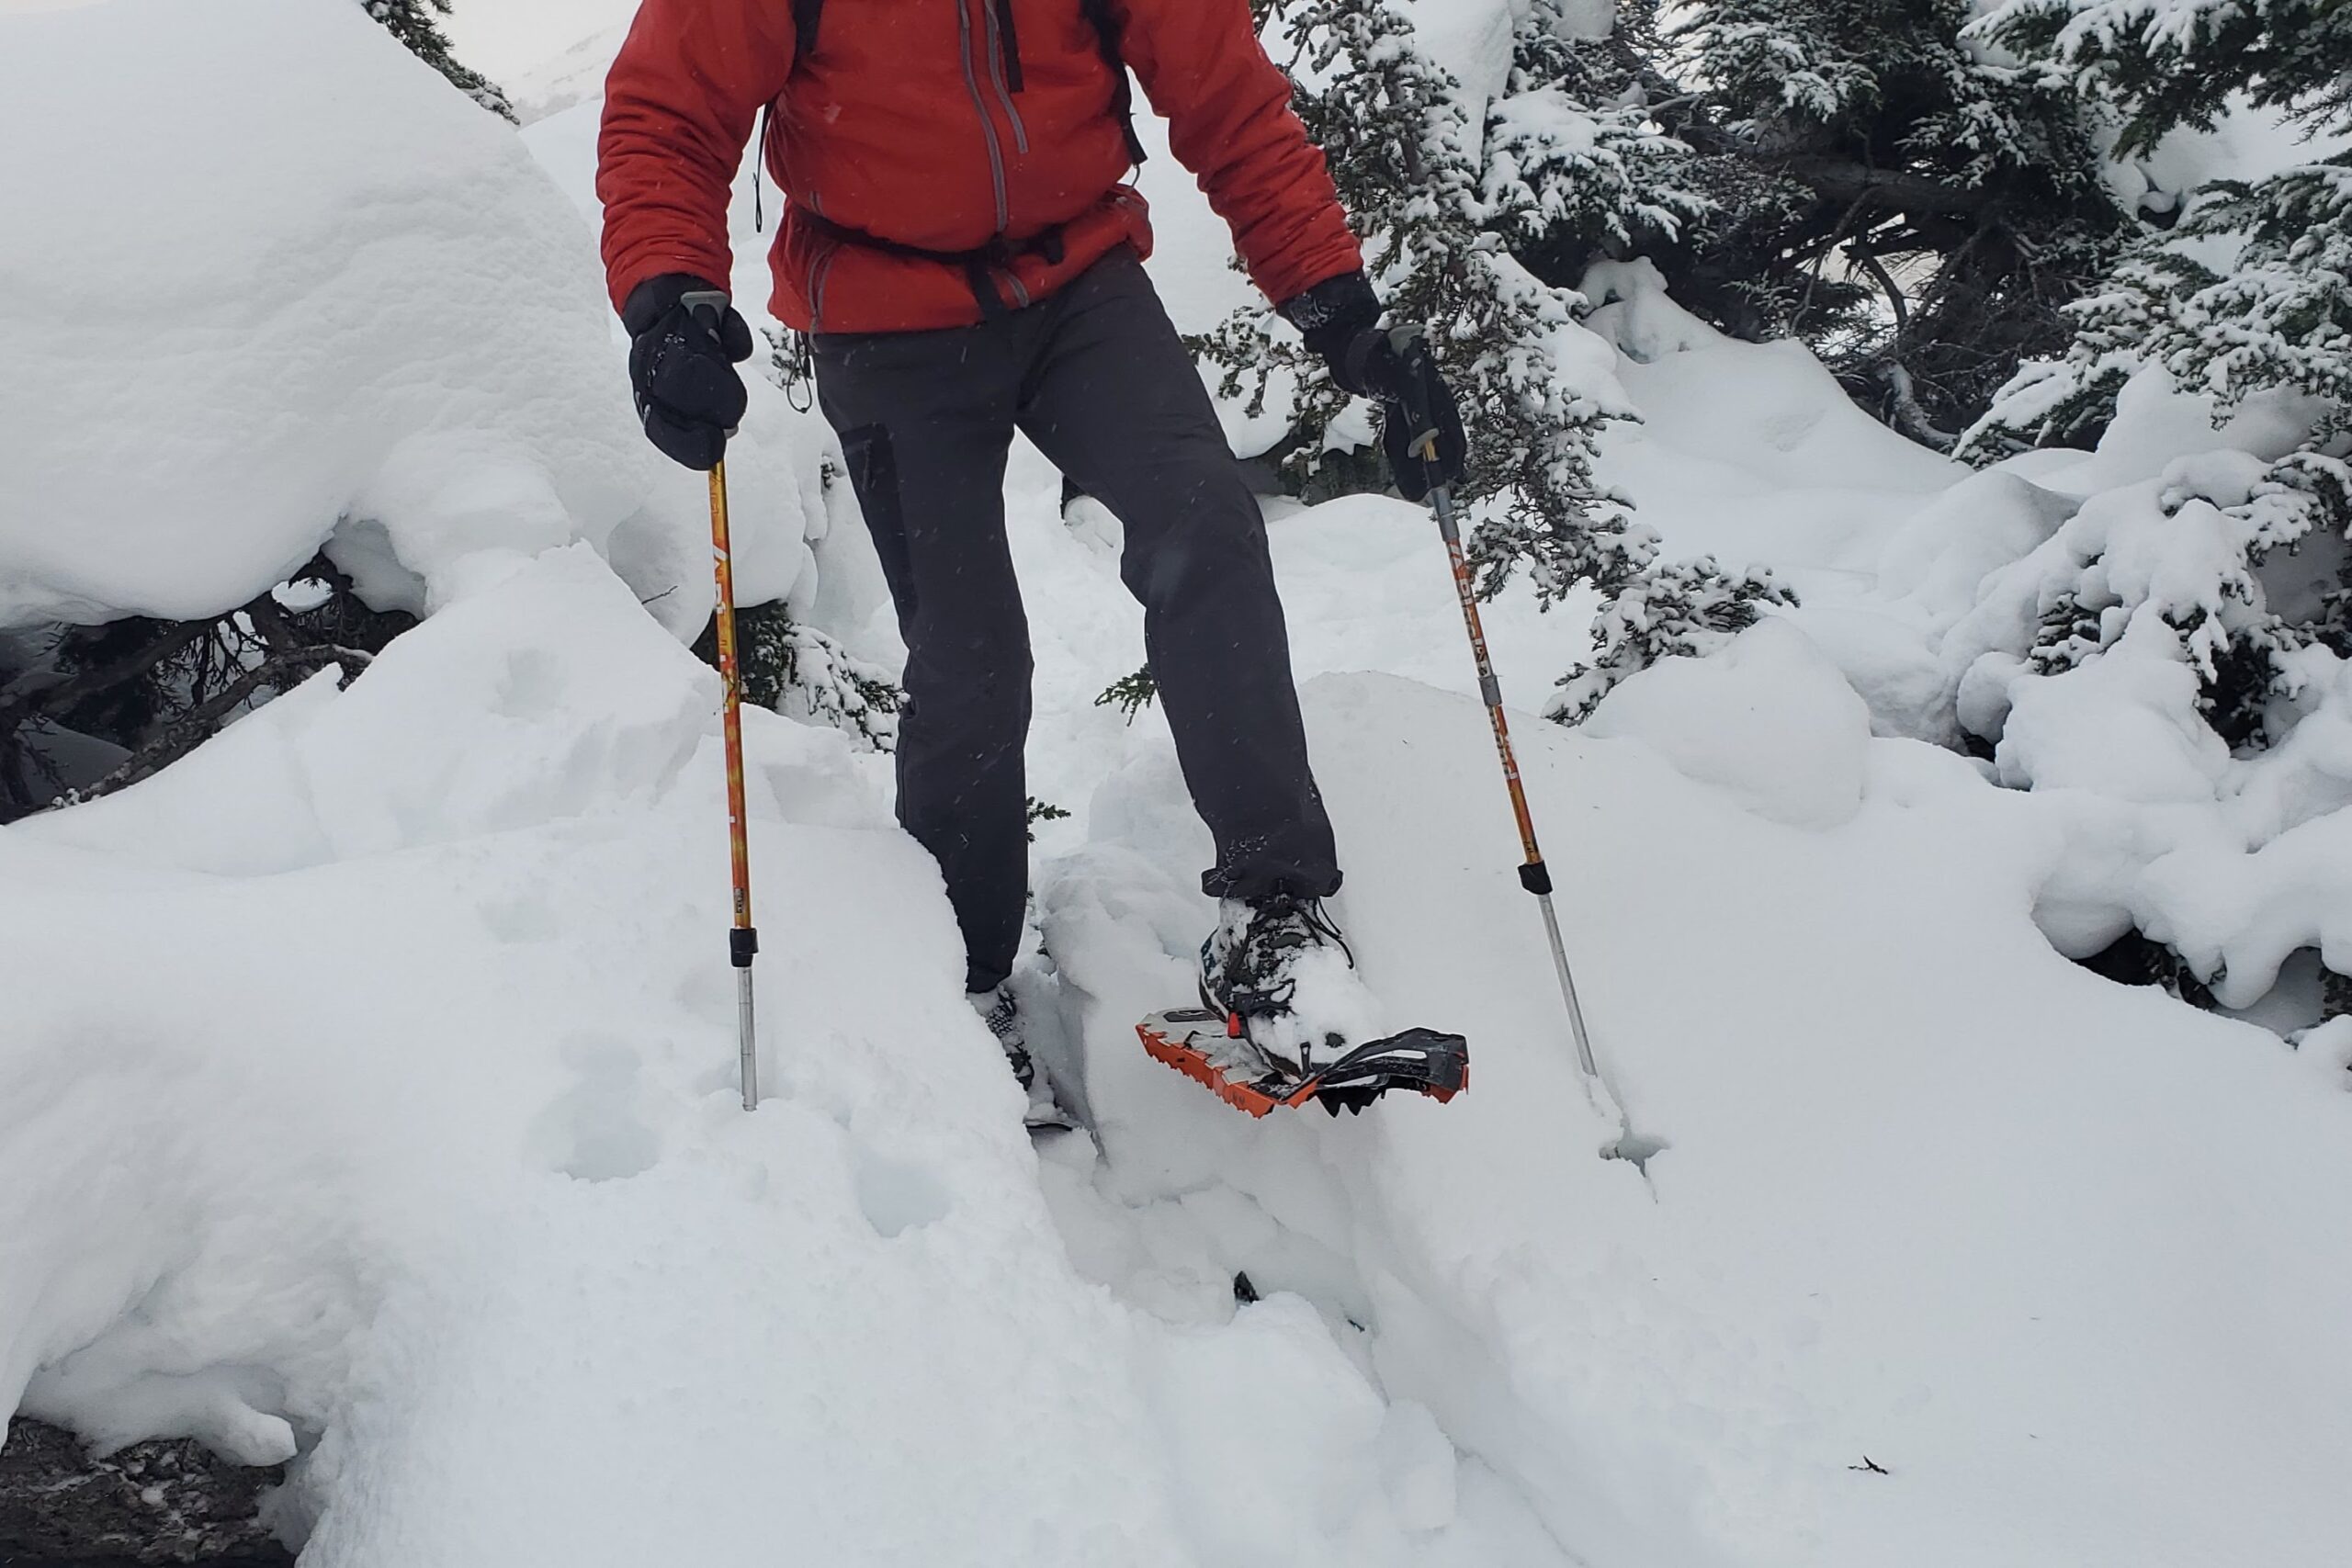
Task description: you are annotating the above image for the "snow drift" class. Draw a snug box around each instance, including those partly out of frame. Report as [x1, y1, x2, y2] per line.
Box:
[0, 0, 654, 627]
[6, 6, 2352, 1568]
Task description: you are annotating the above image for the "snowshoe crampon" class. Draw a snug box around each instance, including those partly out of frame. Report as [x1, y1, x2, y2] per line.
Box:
[1136, 1009, 1467, 1119]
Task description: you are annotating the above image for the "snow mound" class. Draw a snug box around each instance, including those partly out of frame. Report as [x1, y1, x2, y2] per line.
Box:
[14, 547, 831, 874]
[1994, 637, 2232, 802]
[1582, 258, 1724, 365]
[1589, 267, 1957, 506]
[1875, 468, 2077, 631]
[2143, 807, 2352, 1009]
[0, 0, 654, 627]
[2, 549, 1577, 1565]
[2025, 364, 2328, 501]
[1585, 619, 1873, 829]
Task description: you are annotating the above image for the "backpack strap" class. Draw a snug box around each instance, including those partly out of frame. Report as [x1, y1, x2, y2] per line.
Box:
[801, 211, 1071, 321]
[786, 0, 1135, 166]
[792, 0, 825, 69]
[1079, 0, 1148, 169]
[759, 0, 821, 231]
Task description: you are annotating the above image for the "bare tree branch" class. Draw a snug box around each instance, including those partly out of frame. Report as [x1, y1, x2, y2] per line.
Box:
[0, 621, 209, 734]
[73, 647, 370, 802]
[1852, 243, 1911, 336]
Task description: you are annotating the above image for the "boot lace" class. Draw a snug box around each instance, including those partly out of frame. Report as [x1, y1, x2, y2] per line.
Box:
[974, 988, 1034, 1091]
[1213, 895, 1352, 1017]
[978, 989, 1019, 1043]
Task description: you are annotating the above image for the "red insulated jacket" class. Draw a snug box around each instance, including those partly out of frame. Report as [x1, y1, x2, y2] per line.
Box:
[597, 0, 1363, 334]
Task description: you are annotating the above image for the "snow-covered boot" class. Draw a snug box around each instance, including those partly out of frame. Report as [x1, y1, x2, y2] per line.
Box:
[970, 984, 1070, 1130]
[1198, 895, 1383, 1079]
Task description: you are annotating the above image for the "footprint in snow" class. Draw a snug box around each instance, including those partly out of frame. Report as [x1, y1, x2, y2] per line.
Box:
[476, 889, 562, 944]
[529, 1033, 662, 1182]
[851, 1143, 952, 1237]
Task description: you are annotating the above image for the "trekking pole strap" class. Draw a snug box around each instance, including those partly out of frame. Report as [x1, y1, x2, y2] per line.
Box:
[1388, 325, 1446, 463]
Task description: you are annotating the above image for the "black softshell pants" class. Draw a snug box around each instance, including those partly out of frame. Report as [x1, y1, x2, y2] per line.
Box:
[814, 248, 1340, 994]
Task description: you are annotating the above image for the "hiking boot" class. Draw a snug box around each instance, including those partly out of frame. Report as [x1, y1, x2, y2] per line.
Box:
[1198, 895, 1381, 1078]
[970, 983, 1071, 1130]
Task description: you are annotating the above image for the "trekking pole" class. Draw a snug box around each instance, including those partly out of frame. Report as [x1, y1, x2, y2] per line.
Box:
[682, 292, 761, 1111]
[691, 376, 761, 1111]
[1386, 328, 1639, 1155]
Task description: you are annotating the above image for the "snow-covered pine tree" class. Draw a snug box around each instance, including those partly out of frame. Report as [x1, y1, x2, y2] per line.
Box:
[1199, 0, 1472, 505]
[363, 0, 514, 121]
[1668, 0, 2129, 440]
[1502, 2, 1819, 346]
[1200, 0, 1789, 722]
[1966, 0, 2352, 456]
[1977, 0, 2352, 156]
[1957, 0, 2352, 745]
[1483, 2, 1712, 288]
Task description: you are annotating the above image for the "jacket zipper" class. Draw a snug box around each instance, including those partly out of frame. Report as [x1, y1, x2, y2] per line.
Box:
[982, 0, 1029, 154]
[954, 0, 1012, 232]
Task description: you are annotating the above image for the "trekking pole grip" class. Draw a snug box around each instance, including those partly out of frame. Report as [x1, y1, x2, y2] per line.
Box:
[1385, 323, 1444, 465]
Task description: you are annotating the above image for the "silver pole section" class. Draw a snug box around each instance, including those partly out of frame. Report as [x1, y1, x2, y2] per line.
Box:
[737, 965, 759, 1112]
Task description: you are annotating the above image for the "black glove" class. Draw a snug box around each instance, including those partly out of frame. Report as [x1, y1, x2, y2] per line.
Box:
[1279, 272, 1468, 502]
[622, 273, 756, 471]
[1351, 326, 1469, 502]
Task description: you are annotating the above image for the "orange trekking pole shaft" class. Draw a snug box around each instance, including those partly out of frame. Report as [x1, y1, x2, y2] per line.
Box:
[707, 456, 760, 1111]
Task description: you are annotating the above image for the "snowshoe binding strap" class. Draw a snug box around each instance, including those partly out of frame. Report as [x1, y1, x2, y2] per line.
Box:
[1295, 1029, 1468, 1104]
[1136, 1010, 1468, 1120]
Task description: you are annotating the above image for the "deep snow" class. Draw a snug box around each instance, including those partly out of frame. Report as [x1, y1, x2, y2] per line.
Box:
[5, 3, 2351, 1566]
[0, 0, 830, 638]
[0, 0, 651, 626]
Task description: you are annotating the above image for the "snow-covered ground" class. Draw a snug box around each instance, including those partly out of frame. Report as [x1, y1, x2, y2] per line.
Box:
[5, 3, 2351, 1565]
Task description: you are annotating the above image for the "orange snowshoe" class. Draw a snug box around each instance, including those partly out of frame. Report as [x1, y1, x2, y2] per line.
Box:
[1136, 1007, 1467, 1118]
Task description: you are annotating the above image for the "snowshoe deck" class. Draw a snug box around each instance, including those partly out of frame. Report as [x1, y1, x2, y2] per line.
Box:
[1136, 1009, 1467, 1118]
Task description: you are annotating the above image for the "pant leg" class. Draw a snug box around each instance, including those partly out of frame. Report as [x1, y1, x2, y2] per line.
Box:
[814, 326, 1034, 993]
[1015, 251, 1341, 901]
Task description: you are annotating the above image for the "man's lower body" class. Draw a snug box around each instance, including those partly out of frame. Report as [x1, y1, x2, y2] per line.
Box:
[812, 248, 1349, 1069]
